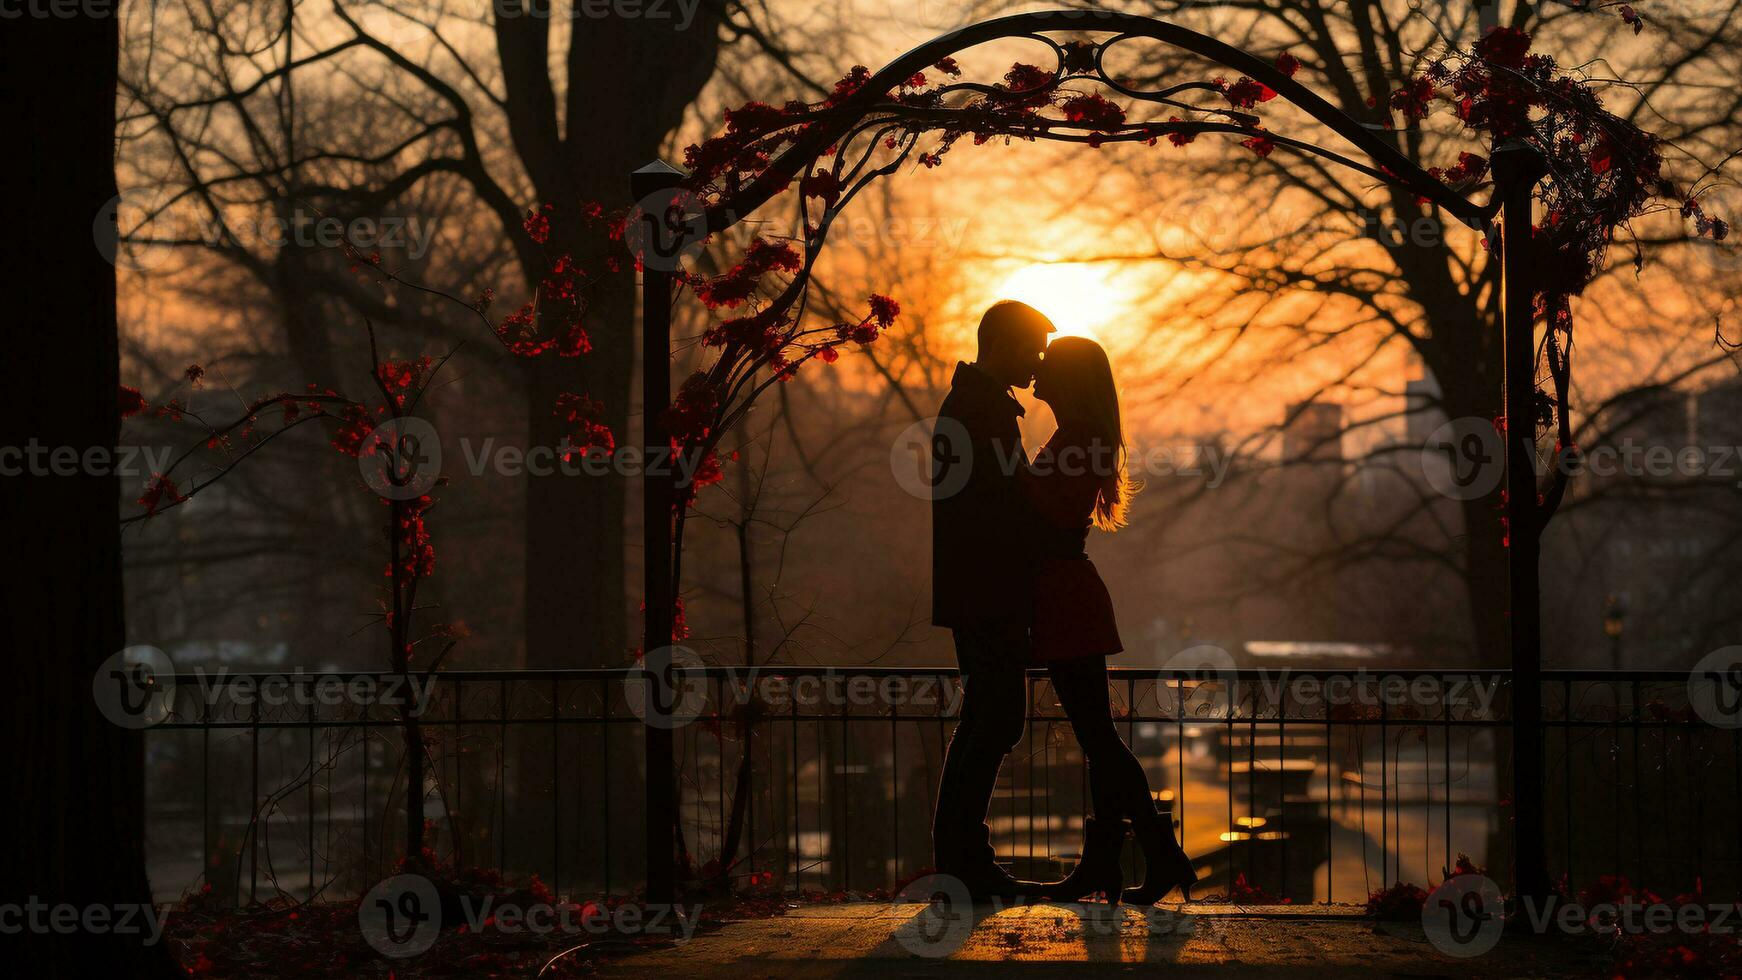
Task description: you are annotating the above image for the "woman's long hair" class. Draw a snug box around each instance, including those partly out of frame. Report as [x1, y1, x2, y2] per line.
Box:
[1041, 336, 1137, 531]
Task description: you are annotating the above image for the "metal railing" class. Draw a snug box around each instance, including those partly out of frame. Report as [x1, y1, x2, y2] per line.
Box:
[140, 667, 1742, 905]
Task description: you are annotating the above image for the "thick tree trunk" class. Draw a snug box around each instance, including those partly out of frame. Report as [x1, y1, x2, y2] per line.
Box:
[2, 13, 177, 978]
[1460, 497, 1511, 665]
[1417, 271, 1509, 667]
[524, 271, 633, 669]
[500, 5, 722, 890]
[515, 8, 722, 671]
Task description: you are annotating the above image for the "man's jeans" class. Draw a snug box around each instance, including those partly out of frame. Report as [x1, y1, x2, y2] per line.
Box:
[932, 620, 1030, 874]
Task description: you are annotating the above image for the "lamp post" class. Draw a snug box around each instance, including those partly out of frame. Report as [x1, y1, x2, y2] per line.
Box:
[1493, 140, 1550, 907]
[1604, 594, 1627, 668]
[633, 159, 685, 904]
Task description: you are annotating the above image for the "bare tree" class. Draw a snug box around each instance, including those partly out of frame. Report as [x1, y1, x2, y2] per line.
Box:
[116, 0, 824, 667]
[1037, 0, 1742, 663]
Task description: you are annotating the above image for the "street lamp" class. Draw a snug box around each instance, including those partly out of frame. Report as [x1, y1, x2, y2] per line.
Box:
[1603, 594, 1626, 668]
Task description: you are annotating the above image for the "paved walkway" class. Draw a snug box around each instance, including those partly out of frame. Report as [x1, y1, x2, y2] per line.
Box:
[596, 902, 1602, 978]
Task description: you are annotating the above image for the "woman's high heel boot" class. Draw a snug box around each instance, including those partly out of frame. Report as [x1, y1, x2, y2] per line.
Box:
[1037, 817, 1129, 904]
[1121, 803, 1197, 905]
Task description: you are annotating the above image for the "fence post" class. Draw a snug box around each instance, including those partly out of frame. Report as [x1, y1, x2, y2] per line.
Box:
[1493, 141, 1549, 906]
[632, 159, 685, 904]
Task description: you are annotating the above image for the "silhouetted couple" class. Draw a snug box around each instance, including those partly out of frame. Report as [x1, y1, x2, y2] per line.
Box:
[929, 300, 1197, 905]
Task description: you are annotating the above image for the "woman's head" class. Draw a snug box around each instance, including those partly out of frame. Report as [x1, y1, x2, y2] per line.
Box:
[1033, 336, 1137, 530]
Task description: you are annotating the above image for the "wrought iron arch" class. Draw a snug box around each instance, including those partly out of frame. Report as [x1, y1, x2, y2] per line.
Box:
[635, 9, 1547, 904]
[698, 9, 1495, 235]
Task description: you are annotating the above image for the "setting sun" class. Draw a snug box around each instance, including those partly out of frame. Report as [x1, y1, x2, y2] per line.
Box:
[995, 261, 1134, 343]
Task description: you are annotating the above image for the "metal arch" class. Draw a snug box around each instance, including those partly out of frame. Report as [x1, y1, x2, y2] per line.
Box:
[644, 10, 1548, 906]
[703, 9, 1491, 234]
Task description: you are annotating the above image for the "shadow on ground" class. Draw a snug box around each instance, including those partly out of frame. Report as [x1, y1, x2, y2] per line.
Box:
[593, 902, 1601, 979]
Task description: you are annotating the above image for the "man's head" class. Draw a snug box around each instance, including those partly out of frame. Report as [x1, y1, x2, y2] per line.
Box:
[974, 300, 1055, 389]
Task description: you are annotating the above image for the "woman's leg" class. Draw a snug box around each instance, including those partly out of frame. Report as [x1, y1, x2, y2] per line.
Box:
[1047, 657, 1159, 829]
[1049, 656, 1197, 903]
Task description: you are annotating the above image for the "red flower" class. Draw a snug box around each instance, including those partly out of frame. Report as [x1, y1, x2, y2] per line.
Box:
[137, 473, 187, 516]
[1274, 52, 1300, 78]
[119, 385, 146, 419]
[1241, 134, 1276, 158]
[933, 57, 961, 77]
[1442, 151, 1488, 184]
[705, 310, 788, 352]
[330, 403, 376, 457]
[1220, 77, 1276, 109]
[1001, 63, 1053, 93]
[1365, 881, 1428, 920]
[1389, 75, 1436, 120]
[1060, 94, 1126, 130]
[554, 392, 614, 459]
[1620, 5, 1643, 34]
[387, 494, 437, 580]
[868, 293, 900, 328]
[694, 240, 800, 309]
[522, 204, 553, 245]
[1474, 26, 1532, 69]
[664, 373, 720, 445]
[745, 237, 803, 273]
[374, 356, 435, 408]
[827, 66, 872, 105]
[722, 100, 788, 136]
